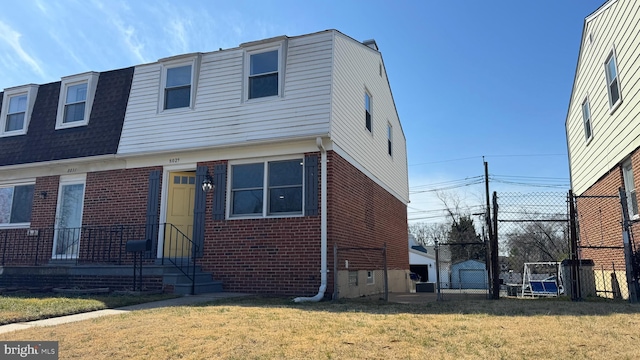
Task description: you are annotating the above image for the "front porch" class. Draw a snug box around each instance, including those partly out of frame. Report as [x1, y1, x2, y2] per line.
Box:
[0, 224, 222, 294]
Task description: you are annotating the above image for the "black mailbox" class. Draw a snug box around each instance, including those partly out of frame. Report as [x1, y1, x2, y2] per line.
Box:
[126, 239, 151, 252]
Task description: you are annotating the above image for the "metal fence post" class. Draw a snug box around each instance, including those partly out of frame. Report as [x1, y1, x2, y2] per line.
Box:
[333, 243, 338, 300]
[568, 190, 581, 301]
[435, 240, 442, 301]
[619, 188, 639, 303]
[383, 243, 388, 302]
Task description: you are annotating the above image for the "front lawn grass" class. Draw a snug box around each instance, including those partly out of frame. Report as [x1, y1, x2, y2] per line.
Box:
[1, 296, 640, 359]
[0, 292, 178, 325]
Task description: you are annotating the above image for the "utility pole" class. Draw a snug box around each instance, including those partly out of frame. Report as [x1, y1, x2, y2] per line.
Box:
[484, 160, 498, 299]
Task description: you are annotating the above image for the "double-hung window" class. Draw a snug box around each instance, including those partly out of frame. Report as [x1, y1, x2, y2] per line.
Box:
[582, 98, 592, 141]
[365, 92, 372, 132]
[230, 159, 303, 217]
[164, 65, 192, 109]
[0, 85, 38, 136]
[63, 83, 87, 123]
[6, 95, 27, 132]
[623, 160, 638, 219]
[0, 184, 35, 226]
[605, 50, 622, 111]
[55, 72, 98, 129]
[158, 55, 200, 112]
[248, 50, 279, 99]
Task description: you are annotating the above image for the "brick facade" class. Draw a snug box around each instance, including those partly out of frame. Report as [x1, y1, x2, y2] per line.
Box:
[576, 148, 640, 270]
[1, 152, 408, 295]
[83, 166, 162, 226]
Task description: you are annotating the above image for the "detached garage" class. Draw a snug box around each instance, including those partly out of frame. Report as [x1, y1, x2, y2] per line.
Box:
[451, 260, 488, 289]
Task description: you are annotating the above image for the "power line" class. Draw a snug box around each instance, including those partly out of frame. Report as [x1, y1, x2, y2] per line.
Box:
[409, 153, 566, 167]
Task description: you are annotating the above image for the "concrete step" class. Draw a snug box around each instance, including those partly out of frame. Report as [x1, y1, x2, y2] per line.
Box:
[173, 280, 224, 295]
[163, 272, 214, 285]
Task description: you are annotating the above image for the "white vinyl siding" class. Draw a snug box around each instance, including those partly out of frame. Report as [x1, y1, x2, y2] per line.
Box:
[566, 0, 640, 195]
[119, 32, 333, 154]
[331, 33, 409, 204]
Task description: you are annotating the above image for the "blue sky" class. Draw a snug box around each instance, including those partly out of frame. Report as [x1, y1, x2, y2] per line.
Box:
[0, 0, 606, 223]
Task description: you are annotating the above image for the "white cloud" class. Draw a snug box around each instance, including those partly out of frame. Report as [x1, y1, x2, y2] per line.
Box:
[0, 20, 45, 78]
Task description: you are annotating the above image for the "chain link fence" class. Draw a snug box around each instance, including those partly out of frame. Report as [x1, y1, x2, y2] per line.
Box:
[433, 242, 489, 300]
[495, 192, 570, 298]
[574, 194, 632, 300]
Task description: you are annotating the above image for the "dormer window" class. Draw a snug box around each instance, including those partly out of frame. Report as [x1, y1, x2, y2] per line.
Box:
[0, 84, 38, 137]
[55, 72, 99, 129]
[158, 54, 200, 112]
[64, 83, 87, 123]
[241, 39, 286, 102]
[165, 65, 192, 109]
[249, 50, 279, 99]
[6, 95, 27, 131]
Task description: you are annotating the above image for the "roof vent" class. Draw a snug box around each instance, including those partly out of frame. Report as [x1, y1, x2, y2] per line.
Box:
[362, 39, 378, 51]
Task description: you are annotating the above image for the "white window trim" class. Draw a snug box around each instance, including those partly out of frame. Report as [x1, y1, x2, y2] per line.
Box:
[604, 46, 622, 114]
[622, 159, 638, 220]
[242, 40, 287, 103]
[55, 72, 99, 129]
[366, 270, 375, 285]
[226, 155, 304, 219]
[387, 122, 393, 157]
[0, 179, 36, 229]
[157, 54, 201, 114]
[581, 96, 593, 144]
[365, 89, 373, 134]
[52, 173, 86, 260]
[0, 84, 38, 137]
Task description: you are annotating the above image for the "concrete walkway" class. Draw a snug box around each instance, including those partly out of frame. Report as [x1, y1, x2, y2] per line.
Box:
[0, 292, 251, 335]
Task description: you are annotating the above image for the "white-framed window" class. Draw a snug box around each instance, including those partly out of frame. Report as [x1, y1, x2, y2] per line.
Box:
[243, 41, 285, 101]
[0, 85, 38, 136]
[622, 159, 638, 219]
[365, 91, 372, 132]
[158, 55, 200, 112]
[55, 72, 99, 129]
[0, 182, 35, 228]
[229, 157, 303, 218]
[366, 270, 375, 285]
[581, 97, 592, 142]
[604, 49, 622, 111]
[387, 122, 393, 156]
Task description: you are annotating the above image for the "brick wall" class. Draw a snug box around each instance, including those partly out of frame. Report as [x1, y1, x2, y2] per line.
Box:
[6, 151, 408, 296]
[197, 151, 408, 296]
[84, 166, 162, 226]
[198, 159, 322, 296]
[575, 149, 640, 269]
[327, 151, 409, 271]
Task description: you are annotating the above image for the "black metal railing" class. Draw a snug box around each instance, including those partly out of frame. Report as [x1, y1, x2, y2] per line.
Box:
[0, 224, 157, 266]
[161, 223, 199, 295]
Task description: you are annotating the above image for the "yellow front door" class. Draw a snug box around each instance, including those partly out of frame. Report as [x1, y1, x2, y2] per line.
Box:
[165, 171, 196, 257]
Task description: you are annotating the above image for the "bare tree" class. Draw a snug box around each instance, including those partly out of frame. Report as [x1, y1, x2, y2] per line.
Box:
[506, 220, 569, 272]
[409, 222, 448, 245]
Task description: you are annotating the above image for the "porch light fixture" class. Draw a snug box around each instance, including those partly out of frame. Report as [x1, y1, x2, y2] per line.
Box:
[202, 175, 214, 193]
[39, 191, 47, 199]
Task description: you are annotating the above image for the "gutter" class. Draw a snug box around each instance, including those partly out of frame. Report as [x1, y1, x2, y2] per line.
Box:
[293, 137, 328, 302]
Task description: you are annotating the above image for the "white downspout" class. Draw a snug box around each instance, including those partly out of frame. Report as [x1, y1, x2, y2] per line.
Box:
[293, 137, 328, 302]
